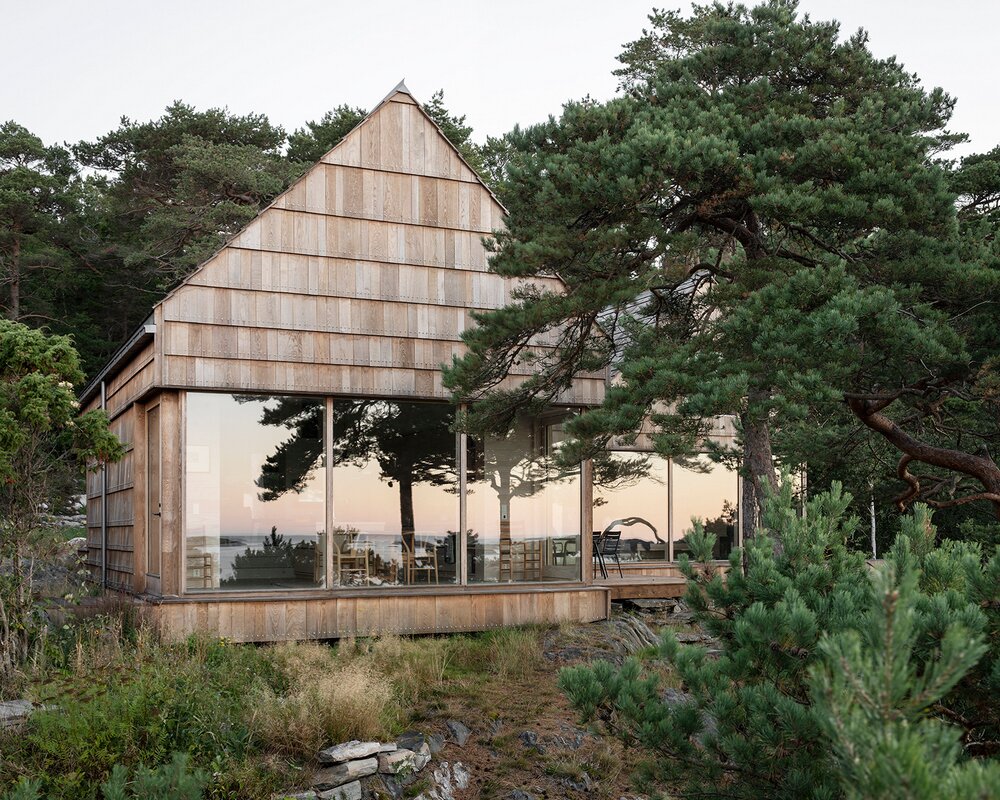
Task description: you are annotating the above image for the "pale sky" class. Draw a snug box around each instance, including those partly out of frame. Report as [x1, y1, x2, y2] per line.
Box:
[4, 0, 997, 158]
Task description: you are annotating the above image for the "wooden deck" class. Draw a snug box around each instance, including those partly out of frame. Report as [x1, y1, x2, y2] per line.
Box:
[597, 575, 687, 600]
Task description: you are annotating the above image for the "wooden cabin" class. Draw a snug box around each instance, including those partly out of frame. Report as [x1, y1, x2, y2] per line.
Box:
[80, 83, 740, 642]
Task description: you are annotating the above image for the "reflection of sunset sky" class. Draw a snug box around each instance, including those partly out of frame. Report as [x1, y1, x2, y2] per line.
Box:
[594, 453, 737, 543]
[332, 458, 458, 535]
[186, 394, 325, 541]
[672, 459, 738, 541]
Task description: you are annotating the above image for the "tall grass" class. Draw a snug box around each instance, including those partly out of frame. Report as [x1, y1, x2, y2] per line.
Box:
[250, 642, 395, 758]
[2, 609, 550, 800]
[486, 627, 543, 680]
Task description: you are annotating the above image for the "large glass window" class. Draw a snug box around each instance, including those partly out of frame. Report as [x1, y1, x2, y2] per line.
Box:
[185, 393, 326, 592]
[466, 415, 581, 583]
[329, 400, 459, 587]
[671, 457, 739, 560]
[593, 453, 669, 561]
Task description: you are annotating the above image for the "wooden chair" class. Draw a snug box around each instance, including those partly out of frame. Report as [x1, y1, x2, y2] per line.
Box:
[553, 537, 579, 565]
[513, 539, 542, 581]
[332, 528, 369, 585]
[186, 551, 215, 589]
[401, 535, 438, 584]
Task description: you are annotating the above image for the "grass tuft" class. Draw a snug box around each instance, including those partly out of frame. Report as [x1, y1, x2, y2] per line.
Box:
[251, 643, 395, 757]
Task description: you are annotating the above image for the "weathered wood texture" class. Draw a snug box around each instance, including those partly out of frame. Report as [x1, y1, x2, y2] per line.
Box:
[86, 407, 136, 590]
[150, 585, 610, 643]
[156, 89, 605, 404]
[600, 576, 686, 600]
[81, 341, 157, 419]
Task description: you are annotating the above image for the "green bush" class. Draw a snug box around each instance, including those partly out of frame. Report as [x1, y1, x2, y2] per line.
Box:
[560, 483, 1000, 800]
[1, 631, 284, 800]
[100, 753, 206, 800]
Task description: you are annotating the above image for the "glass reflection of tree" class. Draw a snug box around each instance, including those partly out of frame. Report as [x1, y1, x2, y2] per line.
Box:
[468, 419, 573, 581]
[222, 525, 316, 588]
[332, 401, 457, 582]
[229, 396, 325, 587]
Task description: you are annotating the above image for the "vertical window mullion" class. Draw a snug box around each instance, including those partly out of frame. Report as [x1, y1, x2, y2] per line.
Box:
[668, 458, 675, 562]
[459, 416, 468, 586]
[326, 396, 335, 590]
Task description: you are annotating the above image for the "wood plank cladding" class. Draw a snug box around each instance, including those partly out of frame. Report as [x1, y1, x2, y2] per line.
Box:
[159, 358, 604, 405]
[186, 249, 560, 309]
[273, 165, 498, 233]
[156, 90, 605, 405]
[321, 99, 478, 183]
[230, 213, 492, 269]
[161, 322, 587, 378]
[86, 406, 137, 590]
[150, 585, 611, 643]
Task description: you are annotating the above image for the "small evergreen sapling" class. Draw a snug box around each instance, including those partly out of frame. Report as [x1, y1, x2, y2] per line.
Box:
[100, 753, 207, 800]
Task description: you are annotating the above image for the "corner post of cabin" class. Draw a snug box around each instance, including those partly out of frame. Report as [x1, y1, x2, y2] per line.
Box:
[100, 380, 108, 589]
[581, 457, 594, 583]
[667, 457, 675, 562]
[325, 396, 335, 589]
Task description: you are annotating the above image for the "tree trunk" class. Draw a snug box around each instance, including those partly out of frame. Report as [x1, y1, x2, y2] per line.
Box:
[739, 402, 779, 543]
[398, 473, 415, 535]
[9, 226, 21, 321]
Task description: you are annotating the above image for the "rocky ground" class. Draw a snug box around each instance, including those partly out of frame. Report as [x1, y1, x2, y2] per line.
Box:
[283, 598, 705, 800]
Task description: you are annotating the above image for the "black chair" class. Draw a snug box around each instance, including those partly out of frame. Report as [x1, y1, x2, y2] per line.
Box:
[599, 530, 624, 578]
[592, 531, 608, 579]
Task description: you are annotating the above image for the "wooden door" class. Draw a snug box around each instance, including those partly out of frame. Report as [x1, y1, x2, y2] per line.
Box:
[147, 405, 161, 577]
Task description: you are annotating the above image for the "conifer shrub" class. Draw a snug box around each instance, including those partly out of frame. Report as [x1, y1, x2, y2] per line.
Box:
[100, 753, 207, 800]
[560, 484, 1000, 799]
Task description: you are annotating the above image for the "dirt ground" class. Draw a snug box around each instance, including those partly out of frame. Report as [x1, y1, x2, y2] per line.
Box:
[402, 601, 690, 800]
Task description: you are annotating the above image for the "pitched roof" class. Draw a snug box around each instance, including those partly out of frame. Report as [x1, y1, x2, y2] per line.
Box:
[80, 83, 508, 406]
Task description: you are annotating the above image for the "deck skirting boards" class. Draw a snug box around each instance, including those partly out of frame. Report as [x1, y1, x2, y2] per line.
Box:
[145, 585, 612, 642]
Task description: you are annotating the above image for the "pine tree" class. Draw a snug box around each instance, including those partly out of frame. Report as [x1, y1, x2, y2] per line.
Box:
[74, 102, 297, 291]
[443, 0, 1000, 537]
[0, 122, 78, 323]
[286, 104, 368, 164]
[559, 486, 1000, 799]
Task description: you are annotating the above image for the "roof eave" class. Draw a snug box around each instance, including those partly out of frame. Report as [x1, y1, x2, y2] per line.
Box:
[79, 318, 156, 407]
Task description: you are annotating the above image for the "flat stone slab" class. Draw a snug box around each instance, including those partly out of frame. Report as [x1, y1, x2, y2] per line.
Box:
[312, 758, 378, 789]
[0, 700, 34, 729]
[396, 731, 426, 751]
[319, 740, 380, 764]
[379, 748, 417, 775]
[317, 781, 362, 800]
